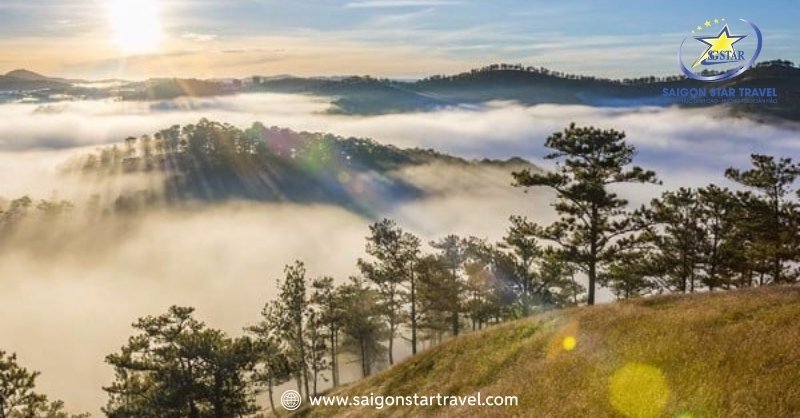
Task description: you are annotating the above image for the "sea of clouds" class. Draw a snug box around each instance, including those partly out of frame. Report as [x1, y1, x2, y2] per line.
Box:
[0, 93, 797, 414]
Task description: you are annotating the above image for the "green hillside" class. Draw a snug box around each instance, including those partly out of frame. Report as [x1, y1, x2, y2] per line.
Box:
[301, 286, 800, 418]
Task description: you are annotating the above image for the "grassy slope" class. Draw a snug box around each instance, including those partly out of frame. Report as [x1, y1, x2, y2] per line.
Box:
[302, 286, 800, 418]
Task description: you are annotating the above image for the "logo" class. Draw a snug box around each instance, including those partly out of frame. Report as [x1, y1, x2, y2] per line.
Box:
[678, 18, 762, 82]
[281, 389, 302, 411]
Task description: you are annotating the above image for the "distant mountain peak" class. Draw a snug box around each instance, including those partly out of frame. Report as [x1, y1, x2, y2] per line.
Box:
[4, 69, 49, 80]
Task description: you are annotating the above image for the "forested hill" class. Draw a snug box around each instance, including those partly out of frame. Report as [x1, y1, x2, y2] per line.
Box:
[72, 119, 534, 213]
[251, 61, 800, 120]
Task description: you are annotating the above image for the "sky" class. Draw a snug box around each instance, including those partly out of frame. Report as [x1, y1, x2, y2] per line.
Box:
[0, 0, 798, 79]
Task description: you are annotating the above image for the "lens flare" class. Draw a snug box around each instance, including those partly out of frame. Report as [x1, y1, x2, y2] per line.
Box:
[547, 320, 580, 358]
[562, 336, 577, 351]
[609, 363, 670, 418]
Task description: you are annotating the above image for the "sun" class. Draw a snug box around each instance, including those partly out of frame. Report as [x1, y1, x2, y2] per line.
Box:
[108, 0, 163, 54]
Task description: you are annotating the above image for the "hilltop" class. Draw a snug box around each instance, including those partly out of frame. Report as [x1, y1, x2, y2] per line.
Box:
[0, 69, 71, 91]
[70, 120, 535, 215]
[300, 285, 800, 418]
[5, 69, 52, 81]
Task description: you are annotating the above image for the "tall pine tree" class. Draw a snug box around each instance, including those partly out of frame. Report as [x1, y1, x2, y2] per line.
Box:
[513, 124, 658, 305]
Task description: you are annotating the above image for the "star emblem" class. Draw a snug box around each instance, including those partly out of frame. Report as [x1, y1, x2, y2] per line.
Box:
[692, 25, 746, 68]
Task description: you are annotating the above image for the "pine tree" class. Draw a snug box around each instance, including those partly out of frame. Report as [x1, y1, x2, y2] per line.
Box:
[429, 235, 468, 335]
[416, 254, 462, 339]
[309, 276, 344, 388]
[646, 188, 705, 293]
[697, 185, 739, 290]
[358, 219, 420, 363]
[513, 124, 658, 305]
[103, 306, 259, 418]
[245, 305, 292, 414]
[0, 350, 46, 418]
[726, 155, 799, 283]
[273, 261, 311, 399]
[338, 277, 388, 377]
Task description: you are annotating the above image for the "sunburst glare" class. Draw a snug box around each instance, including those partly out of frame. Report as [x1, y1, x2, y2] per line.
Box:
[107, 0, 163, 54]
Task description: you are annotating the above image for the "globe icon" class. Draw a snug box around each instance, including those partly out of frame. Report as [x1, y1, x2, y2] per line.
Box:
[281, 389, 302, 411]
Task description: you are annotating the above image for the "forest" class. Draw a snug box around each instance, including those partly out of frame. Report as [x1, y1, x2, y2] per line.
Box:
[66, 119, 487, 212]
[1, 123, 798, 417]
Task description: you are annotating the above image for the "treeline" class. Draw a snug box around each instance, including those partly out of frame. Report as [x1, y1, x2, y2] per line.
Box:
[76, 119, 415, 174]
[420, 63, 688, 85]
[419, 60, 797, 86]
[0, 196, 74, 246]
[72, 119, 441, 209]
[511, 124, 799, 302]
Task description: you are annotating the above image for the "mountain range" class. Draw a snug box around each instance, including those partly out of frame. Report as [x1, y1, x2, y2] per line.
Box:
[250, 61, 800, 121]
[2, 61, 799, 121]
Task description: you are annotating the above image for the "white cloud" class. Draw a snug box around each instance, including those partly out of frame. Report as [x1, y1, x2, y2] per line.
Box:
[181, 32, 218, 42]
[1, 95, 797, 189]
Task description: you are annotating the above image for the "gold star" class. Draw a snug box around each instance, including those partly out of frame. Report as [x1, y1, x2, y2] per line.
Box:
[692, 27, 746, 67]
[714, 18, 719, 23]
[705, 20, 712, 27]
[708, 31, 740, 51]
[697, 25, 702, 31]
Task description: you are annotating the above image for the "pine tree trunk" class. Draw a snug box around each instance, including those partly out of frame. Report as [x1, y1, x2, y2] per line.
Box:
[304, 369, 310, 401]
[411, 272, 417, 356]
[360, 339, 369, 377]
[388, 319, 395, 365]
[297, 324, 310, 400]
[587, 259, 597, 306]
[773, 197, 782, 283]
[588, 206, 598, 305]
[296, 376, 304, 399]
[268, 380, 276, 415]
[330, 330, 339, 387]
[213, 374, 224, 418]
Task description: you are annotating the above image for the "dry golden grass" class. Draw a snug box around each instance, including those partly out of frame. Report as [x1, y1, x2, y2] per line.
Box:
[299, 285, 800, 418]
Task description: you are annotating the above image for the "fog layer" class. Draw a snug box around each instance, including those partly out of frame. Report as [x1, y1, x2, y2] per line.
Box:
[0, 94, 797, 414]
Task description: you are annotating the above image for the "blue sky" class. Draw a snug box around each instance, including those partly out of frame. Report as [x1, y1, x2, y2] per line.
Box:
[0, 0, 797, 78]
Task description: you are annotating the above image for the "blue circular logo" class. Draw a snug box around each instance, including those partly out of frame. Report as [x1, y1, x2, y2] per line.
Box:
[678, 18, 762, 82]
